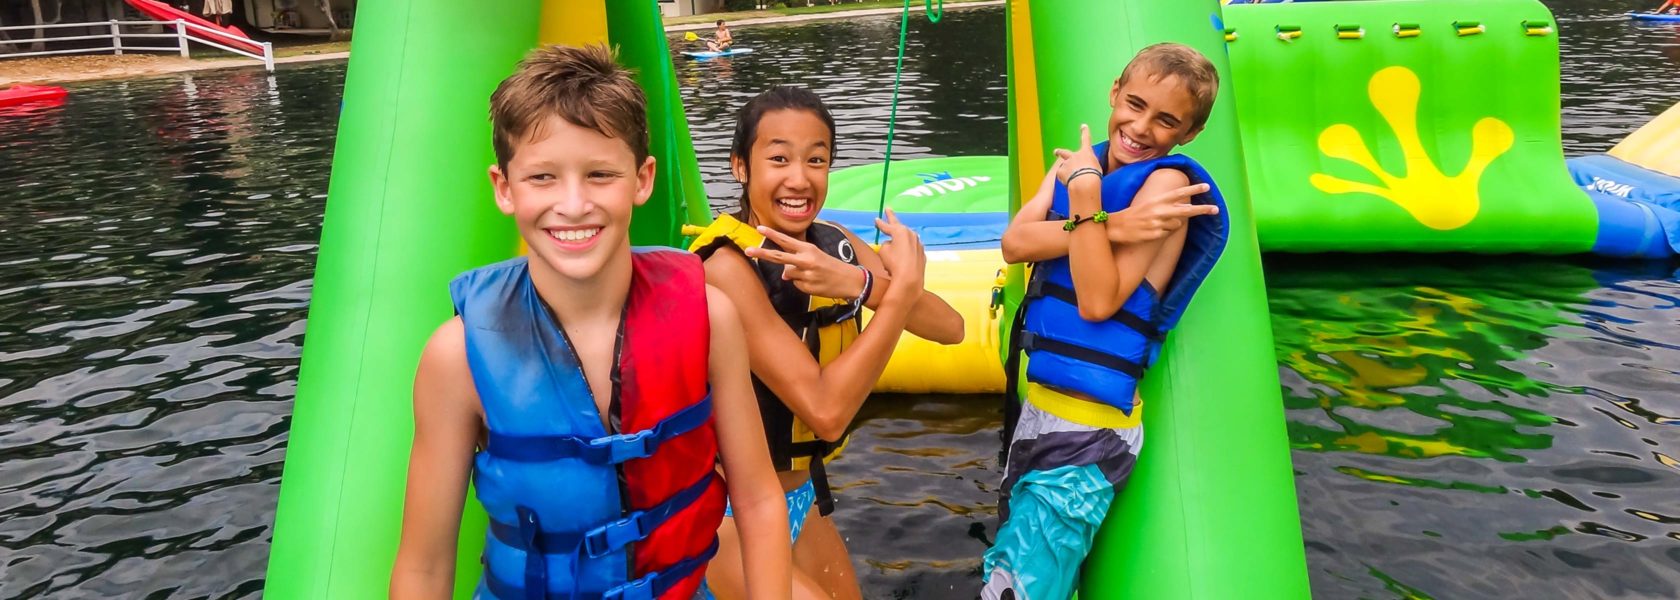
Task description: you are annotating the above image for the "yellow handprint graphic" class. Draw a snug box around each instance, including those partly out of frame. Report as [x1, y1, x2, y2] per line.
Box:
[1311, 67, 1514, 230]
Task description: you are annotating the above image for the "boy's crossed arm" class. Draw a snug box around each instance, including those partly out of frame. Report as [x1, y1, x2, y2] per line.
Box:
[1069, 168, 1192, 321]
[1000, 156, 1215, 266]
[1000, 124, 1215, 321]
[1060, 124, 1188, 321]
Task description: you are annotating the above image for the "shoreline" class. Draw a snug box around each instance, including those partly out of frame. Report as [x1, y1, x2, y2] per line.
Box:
[0, 51, 350, 87]
[665, 0, 1001, 31]
[0, 0, 1002, 87]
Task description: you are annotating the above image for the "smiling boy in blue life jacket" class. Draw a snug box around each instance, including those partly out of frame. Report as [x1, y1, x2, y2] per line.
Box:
[987, 43, 1230, 600]
[388, 45, 791, 600]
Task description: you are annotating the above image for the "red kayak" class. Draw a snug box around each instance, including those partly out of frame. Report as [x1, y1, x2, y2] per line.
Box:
[0, 85, 68, 108]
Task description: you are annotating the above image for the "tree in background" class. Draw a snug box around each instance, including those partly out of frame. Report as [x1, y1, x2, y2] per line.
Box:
[316, 0, 345, 41]
[3, 0, 63, 53]
[29, 0, 45, 52]
[0, 6, 12, 54]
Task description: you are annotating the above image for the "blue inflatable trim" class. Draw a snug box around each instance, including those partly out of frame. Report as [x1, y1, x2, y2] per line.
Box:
[1568, 154, 1680, 258]
[818, 209, 1008, 250]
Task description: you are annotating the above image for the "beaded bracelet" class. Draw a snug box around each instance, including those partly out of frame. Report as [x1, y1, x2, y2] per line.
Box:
[1063, 210, 1110, 232]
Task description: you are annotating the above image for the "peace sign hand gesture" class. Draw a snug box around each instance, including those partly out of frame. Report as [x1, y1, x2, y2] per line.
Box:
[743, 226, 867, 301]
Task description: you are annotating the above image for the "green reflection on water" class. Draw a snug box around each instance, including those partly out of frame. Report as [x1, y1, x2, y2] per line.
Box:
[1269, 257, 1598, 464]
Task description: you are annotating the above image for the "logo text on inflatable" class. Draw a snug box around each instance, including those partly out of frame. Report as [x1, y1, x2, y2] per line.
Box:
[1585, 177, 1634, 198]
[899, 173, 992, 198]
[1310, 66, 1514, 231]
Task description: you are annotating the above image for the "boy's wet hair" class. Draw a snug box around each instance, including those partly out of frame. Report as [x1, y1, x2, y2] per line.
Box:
[490, 44, 648, 171]
[1116, 43, 1220, 130]
[728, 85, 837, 217]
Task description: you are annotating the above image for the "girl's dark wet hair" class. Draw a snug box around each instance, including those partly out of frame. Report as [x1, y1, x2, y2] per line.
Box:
[729, 85, 837, 218]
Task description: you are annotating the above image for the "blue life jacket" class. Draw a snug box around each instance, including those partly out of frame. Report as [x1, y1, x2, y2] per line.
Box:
[1020, 144, 1230, 413]
[452, 249, 726, 600]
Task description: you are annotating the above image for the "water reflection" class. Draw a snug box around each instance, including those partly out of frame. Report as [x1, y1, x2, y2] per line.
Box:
[1272, 258, 1588, 463]
[1270, 256, 1680, 599]
[0, 2, 1675, 598]
[670, 6, 1007, 211]
[0, 64, 342, 599]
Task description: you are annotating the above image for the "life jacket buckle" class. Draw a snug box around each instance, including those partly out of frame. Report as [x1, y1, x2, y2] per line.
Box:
[590, 429, 654, 465]
[1019, 331, 1038, 352]
[603, 572, 656, 600]
[582, 509, 651, 558]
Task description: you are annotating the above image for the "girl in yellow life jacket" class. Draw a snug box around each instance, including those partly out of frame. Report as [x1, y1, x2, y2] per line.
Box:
[690, 86, 965, 600]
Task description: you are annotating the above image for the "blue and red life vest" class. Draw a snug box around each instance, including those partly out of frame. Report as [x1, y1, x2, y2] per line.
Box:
[451, 249, 726, 600]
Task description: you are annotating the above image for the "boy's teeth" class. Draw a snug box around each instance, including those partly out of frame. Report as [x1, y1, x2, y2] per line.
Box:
[550, 228, 600, 242]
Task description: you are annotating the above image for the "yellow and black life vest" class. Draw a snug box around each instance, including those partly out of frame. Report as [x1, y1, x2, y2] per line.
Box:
[689, 214, 860, 515]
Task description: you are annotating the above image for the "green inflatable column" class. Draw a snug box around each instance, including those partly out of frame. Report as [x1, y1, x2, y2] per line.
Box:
[608, 0, 713, 239]
[1006, 0, 1312, 597]
[262, 0, 539, 597]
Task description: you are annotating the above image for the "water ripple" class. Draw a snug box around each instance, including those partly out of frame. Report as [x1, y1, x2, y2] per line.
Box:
[0, 3, 1676, 599]
[0, 64, 339, 600]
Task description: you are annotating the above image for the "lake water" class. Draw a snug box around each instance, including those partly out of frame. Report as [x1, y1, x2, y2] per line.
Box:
[1, 2, 1676, 598]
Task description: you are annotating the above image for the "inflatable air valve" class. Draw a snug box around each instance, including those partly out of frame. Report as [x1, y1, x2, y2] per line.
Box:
[1455, 20, 1486, 36]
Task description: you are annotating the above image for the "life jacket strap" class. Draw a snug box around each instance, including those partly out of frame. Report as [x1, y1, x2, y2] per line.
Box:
[805, 303, 858, 328]
[486, 394, 713, 464]
[1019, 331, 1147, 380]
[1025, 276, 1160, 341]
[787, 439, 837, 516]
[489, 471, 717, 560]
[484, 538, 721, 600]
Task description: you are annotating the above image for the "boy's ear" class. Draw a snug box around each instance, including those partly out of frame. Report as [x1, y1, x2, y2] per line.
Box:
[633, 156, 657, 207]
[729, 154, 747, 184]
[1179, 123, 1205, 147]
[1109, 79, 1122, 107]
[488, 164, 515, 216]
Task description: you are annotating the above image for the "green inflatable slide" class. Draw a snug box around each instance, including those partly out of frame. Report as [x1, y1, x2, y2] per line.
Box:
[1223, 0, 1598, 253]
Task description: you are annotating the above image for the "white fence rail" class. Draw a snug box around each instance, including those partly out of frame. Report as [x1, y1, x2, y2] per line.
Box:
[0, 19, 273, 71]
